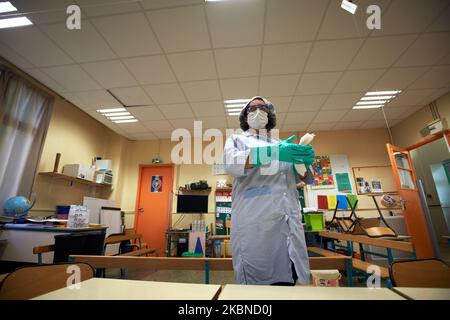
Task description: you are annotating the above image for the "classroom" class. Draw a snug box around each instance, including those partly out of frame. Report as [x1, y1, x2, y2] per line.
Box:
[0, 0, 449, 302]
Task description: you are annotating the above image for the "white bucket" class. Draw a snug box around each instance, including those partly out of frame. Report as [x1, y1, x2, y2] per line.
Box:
[311, 269, 341, 287]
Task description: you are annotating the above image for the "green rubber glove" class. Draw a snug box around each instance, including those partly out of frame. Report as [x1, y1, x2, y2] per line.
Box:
[249, 135, 315, 167]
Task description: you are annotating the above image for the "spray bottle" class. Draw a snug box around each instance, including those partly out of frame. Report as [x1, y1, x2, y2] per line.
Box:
[294, 133, 315, 176]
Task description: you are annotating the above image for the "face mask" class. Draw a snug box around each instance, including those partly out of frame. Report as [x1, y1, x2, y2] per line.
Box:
[247, 109, 268, 129]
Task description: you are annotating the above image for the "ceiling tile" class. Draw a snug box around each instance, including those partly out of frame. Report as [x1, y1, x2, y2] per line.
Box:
[11, 0, 73, 24]
[322, 93, 363, 110]
[140, 0, 202, 10]
[181, 80, 222, 102]
[75, 90, 121, 109]
[264, 0, 329, 43]
[283, 111, 317, 125]
[370, 106, 419, 121]
[81, 60, 138, 88]
[226, 115, 241, 129]
[143, 83, 186, 104]
[296, 72, 342, 95]
[116, 122, 148, 134]
[394, 32, 450, 67]
[142, 120, 174, 131]
[41, 21, 116, 63]
[0, 27, 73, 67]
[333, 121, 364, 130]
[122, 55, 176, 85]
[333, 69, 385, 93]
[371, 67, 429, 90]
[169, 118, 197, 130]
[371, 0, 449, 36]
[215, 47, 261, 78]
[349, 35, 417, 70]
[206, 0, 265, 48]
[158, 103, 194, 119]
[307, 122, 337, 131]
[109, 87, 154, 106]
[152, 130, 175, 139]
[25, 68, 68, 93]
[0, 42, 34, 69]
[128, 106, 165, 121]
[426, 4, 450, 32]
[409, 65, 450, 89]
[344, 109, 379, 121]
[92, 13, 162, 57]
[282, 123, 308, 132]
[167, 51, 216, 81]
[146, 5, 211, 52]
[190, 101, 225, 117]
[289, 95, 327, 112]
[61, 92, 90, 110]
[261, 43, 312, 75]
[76, 0, 141, 17]
[220, 77, 259, 100]
[438, 52, 450, 65]
[313, 110, 347, 123]
[305, 39, 364, 72]
[259, 75, 300, 97]
[202, 116, 228, 129]
[274, 112, 287, 127]
[317, 0, 391, 40]
[43, 65, 101, 91]
[267, 96, 292, 113]
[386, 89, 439, 107]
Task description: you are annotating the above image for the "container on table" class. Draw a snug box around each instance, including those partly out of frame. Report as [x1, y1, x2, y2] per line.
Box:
[56, 205, 70, 220]
[177, 238, 188, 257]
[311, 269, 341, 287]
[304, 212, 325, 231]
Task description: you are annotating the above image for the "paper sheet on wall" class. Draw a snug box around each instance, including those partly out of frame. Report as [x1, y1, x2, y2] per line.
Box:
[336, 173, 352, 193]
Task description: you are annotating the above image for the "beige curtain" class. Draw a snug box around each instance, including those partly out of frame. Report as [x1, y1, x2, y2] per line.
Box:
[0, 66, 54, 212]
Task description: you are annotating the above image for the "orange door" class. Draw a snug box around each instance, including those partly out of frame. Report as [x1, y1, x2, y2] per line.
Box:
[386, 144, 435, 259]
[134, 164, 174, 256]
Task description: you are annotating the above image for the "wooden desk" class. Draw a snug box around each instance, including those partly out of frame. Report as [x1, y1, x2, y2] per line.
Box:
[318, 231, 415, 252]
[392, 287, 450, 300]
[33, 278, 222, 300]
[218, 284, 405, 300]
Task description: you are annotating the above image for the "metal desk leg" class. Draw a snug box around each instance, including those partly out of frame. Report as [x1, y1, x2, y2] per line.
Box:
[204, 260, 210, 284]
[346, 258, 353, 287]
[359, 243, 366, 261]
[386, 248, 394, 265]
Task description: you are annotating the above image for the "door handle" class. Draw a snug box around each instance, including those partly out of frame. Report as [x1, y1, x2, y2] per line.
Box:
[400, 199, 407, 210]
[138, 207, 144, 215]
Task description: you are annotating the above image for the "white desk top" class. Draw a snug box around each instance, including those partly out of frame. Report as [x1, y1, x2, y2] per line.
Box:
[218, 285, 405, 300]
[33, 278, 221, 300]
[392, 287, 450, 300]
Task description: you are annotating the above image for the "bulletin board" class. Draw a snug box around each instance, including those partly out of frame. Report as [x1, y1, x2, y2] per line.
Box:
[351, 166, 397, 195]
[306, 154, 354, 211]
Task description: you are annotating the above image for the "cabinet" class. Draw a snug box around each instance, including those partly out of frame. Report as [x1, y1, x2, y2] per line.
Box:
[215, 188, 232, 236]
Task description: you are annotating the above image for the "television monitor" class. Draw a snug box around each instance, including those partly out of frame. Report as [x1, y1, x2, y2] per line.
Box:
[176, 195, 208, 213]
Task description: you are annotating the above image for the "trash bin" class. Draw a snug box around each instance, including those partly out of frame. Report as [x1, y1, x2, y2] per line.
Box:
[177, 238, 188, 257]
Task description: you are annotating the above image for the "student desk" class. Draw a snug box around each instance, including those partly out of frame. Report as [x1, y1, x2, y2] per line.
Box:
[218, 284, 405, 300]
[0, 223, 107, 263]
[391, 287, 450, 300]
[33, 278, 222, 300]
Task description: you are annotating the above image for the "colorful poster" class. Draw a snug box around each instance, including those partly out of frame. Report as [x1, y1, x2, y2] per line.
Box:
[151, 175, 163, 192]
[311, 155, 335, 189]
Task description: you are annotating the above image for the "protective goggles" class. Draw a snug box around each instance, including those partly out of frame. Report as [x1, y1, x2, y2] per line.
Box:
[247, 104, 270, 114]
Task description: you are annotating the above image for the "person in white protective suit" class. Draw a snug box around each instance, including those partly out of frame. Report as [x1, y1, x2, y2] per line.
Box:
[223, 96, 315, 285]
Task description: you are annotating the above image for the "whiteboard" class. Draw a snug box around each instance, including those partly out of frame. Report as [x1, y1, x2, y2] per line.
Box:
[306, 154, 354, 218]
[83, 196, 115, 224]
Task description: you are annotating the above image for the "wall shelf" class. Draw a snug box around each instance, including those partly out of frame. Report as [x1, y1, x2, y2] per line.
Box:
[39, 172, 111, 188]
[177, 187, 211, 195]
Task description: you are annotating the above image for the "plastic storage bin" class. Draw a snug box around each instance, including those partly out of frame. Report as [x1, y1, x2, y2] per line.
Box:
[56, 205, 70, 219]
[304, 212, 325, 231]
[311, 269, 341, 287]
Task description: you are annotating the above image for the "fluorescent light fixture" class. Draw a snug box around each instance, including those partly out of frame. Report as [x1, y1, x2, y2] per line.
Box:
[360, 96, 394, 101]
[228, 112, 241, 116]
[226, 107, 244, 111]
[108, 116, 135, 120]
[353, 105, 383, 109]
[103, 112, 130, 116]
[365, 90, 401, 96]
[205, 0, 228, 2]
[224, 99, 249, 104]
[0, 2, 17, 13]
[0, 16, 32, 29]
[97, 108, 126, 113]
[356, 100, 390, 105]
[341, 0, 357, 14]
[113, 119, 138, 123]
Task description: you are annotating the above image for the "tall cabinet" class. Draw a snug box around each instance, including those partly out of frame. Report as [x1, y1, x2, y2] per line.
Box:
[215, 188, 232, 235]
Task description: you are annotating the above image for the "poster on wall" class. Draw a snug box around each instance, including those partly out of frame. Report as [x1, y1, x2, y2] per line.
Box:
[151, 175, 163, 192]
[311, 155, 335, 189]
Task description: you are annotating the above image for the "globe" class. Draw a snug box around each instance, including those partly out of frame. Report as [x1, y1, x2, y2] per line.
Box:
[3, 196, 34, 217]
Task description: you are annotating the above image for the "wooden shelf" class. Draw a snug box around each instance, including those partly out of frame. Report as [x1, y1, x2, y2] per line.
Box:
[39, 172, 111, 187]
[177, 187, 211, 195]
